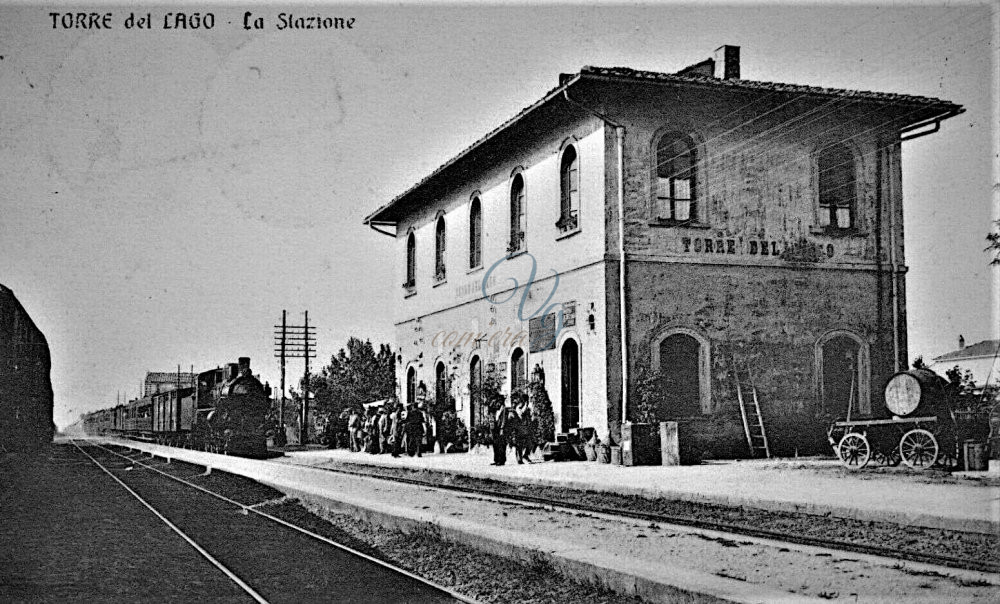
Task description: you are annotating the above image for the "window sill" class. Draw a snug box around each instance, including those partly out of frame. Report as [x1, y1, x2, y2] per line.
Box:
[809, 226, 867, 238]
[432, 278, 448, 288]
[648, 219, 711, 229]
[555, 227, 582, 241]
[506, 248, 528, 259]
[466, 265, 483, 275]
[403, 289, 417, 299]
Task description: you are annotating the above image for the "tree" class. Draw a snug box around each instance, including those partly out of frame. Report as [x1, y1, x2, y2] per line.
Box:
[307, 338, 396, 423]
[527, 367, 555, 445]
[987, 219, 1000, 265]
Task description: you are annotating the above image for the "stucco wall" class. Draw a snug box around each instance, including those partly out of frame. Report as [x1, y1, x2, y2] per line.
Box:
[393, 117, 607, 324]
[395, 262, 609, 439]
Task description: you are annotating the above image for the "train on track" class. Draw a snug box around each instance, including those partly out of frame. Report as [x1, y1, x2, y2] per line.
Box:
[82, 357, 271, 457]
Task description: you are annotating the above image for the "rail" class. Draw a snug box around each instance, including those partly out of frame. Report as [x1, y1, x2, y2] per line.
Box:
[74, 440, 480, 604]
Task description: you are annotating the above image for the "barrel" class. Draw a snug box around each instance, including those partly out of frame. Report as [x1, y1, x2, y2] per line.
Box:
[883, 368, 947, 417]
[963, 441, 988, 472]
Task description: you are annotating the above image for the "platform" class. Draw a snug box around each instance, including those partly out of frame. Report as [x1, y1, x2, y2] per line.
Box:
[278, 446, 1000, 535]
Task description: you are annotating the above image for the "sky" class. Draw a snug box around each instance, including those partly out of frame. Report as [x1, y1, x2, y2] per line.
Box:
[0, 2, 995, 429]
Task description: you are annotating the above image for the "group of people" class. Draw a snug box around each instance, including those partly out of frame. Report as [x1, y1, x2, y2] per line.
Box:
[340, 393, 537, 467]
[345, 401, 429, 458]
[490, 396, 535, 466]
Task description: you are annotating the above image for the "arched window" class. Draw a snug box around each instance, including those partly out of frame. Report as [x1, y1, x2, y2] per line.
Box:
[650, 328, 711, 417]
[406, 366, 417, 406]
[560, 339, 580, 431]
[405, 231, 416, 290]
[818, 145, 856, 230]
[434, 215, 446, 281]
[558, 145, 579, 232]
[469, 197, 482, 269]
[510, 347, 527, 395]
[655, 133, 696, 222]
[509, 174, 526, 253]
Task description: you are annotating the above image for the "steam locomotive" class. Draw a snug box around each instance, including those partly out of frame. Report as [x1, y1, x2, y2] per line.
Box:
[82, 357, 271, 457]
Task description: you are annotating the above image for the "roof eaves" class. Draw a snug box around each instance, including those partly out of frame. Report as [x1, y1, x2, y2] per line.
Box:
[580, 66, 962, 112]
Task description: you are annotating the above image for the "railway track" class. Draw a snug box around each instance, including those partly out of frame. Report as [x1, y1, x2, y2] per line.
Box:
[284, 457, 1000, 577]
[70, 440, 476, 604]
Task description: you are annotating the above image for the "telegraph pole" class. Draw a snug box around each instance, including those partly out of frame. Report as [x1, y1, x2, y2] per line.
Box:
[273, 311, 316, 444]
[303, 310, 311, 445]
[279, 311, 287, 432]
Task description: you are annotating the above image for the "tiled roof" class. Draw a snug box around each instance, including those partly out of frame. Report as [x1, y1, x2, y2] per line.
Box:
[145, 372, 195, 383]
[933, 340, 1000, 363]
[364, 65, 962, 226]
[582, 66, 962, 109]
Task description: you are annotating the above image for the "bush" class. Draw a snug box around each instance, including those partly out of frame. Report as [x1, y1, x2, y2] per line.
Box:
[470, 421, 493, 447]
[438, 411, 469, 451]
[528, 378, 555, 445]
[632, 368, 662, 425]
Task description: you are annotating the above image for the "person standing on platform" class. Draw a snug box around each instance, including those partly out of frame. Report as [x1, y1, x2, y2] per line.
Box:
[347, 407, 362, 452]
[378, 405, 391, 454]
[405, 403, 424, 457]
[365, 407, 379, 454]
[515, 397, 534, 464]
[506, 405, 521, 463]
[390, 402, 404, 458]
[490, 402, 508, 466]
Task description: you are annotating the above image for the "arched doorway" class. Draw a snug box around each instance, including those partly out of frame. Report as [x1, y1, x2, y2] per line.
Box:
[560, 339, 580, 431]
[435, 361, 453, 413]
[406, 366, 417, 406]
[470, 356, 485, 427]
[510, 348, 527, 395]
[819, 334, 864, 415]
[658, 333, 701, 418]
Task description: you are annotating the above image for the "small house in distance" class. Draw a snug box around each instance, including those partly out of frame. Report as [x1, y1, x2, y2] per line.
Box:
[364, 45, 962, 457]
[144, 371, 196, 397]
[930, 336, 1000, 391]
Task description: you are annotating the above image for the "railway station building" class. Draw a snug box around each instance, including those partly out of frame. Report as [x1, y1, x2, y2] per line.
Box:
[363, 46, 962, 456]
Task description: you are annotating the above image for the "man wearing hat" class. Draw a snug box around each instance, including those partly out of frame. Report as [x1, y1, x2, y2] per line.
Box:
[490, 401, 508, 466]
[377, 405, 391, 454]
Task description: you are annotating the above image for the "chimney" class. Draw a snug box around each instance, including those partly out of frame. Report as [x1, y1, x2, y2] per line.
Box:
[958, 335, 965, 350]
[713, 45, 740, 80]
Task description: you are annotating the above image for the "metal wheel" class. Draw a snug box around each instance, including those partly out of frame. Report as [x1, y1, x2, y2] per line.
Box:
[899, 429, 938, 469]
[935, 443, 959, 469]
[837, 432, 871, 469]
[871, 448, 901, 467]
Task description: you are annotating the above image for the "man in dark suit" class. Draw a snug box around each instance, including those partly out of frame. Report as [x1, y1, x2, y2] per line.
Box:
[490, 402, 507, 466]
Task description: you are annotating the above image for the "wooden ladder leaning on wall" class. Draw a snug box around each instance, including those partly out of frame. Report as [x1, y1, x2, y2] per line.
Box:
[732, 353, 772, 459]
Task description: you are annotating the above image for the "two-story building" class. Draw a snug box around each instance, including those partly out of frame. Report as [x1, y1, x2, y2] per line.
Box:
[364, 46, 962, 456]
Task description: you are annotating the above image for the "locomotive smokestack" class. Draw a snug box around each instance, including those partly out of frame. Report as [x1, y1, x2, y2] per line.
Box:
[227, 363, 239, 380]
[239, 357, 251, 373]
